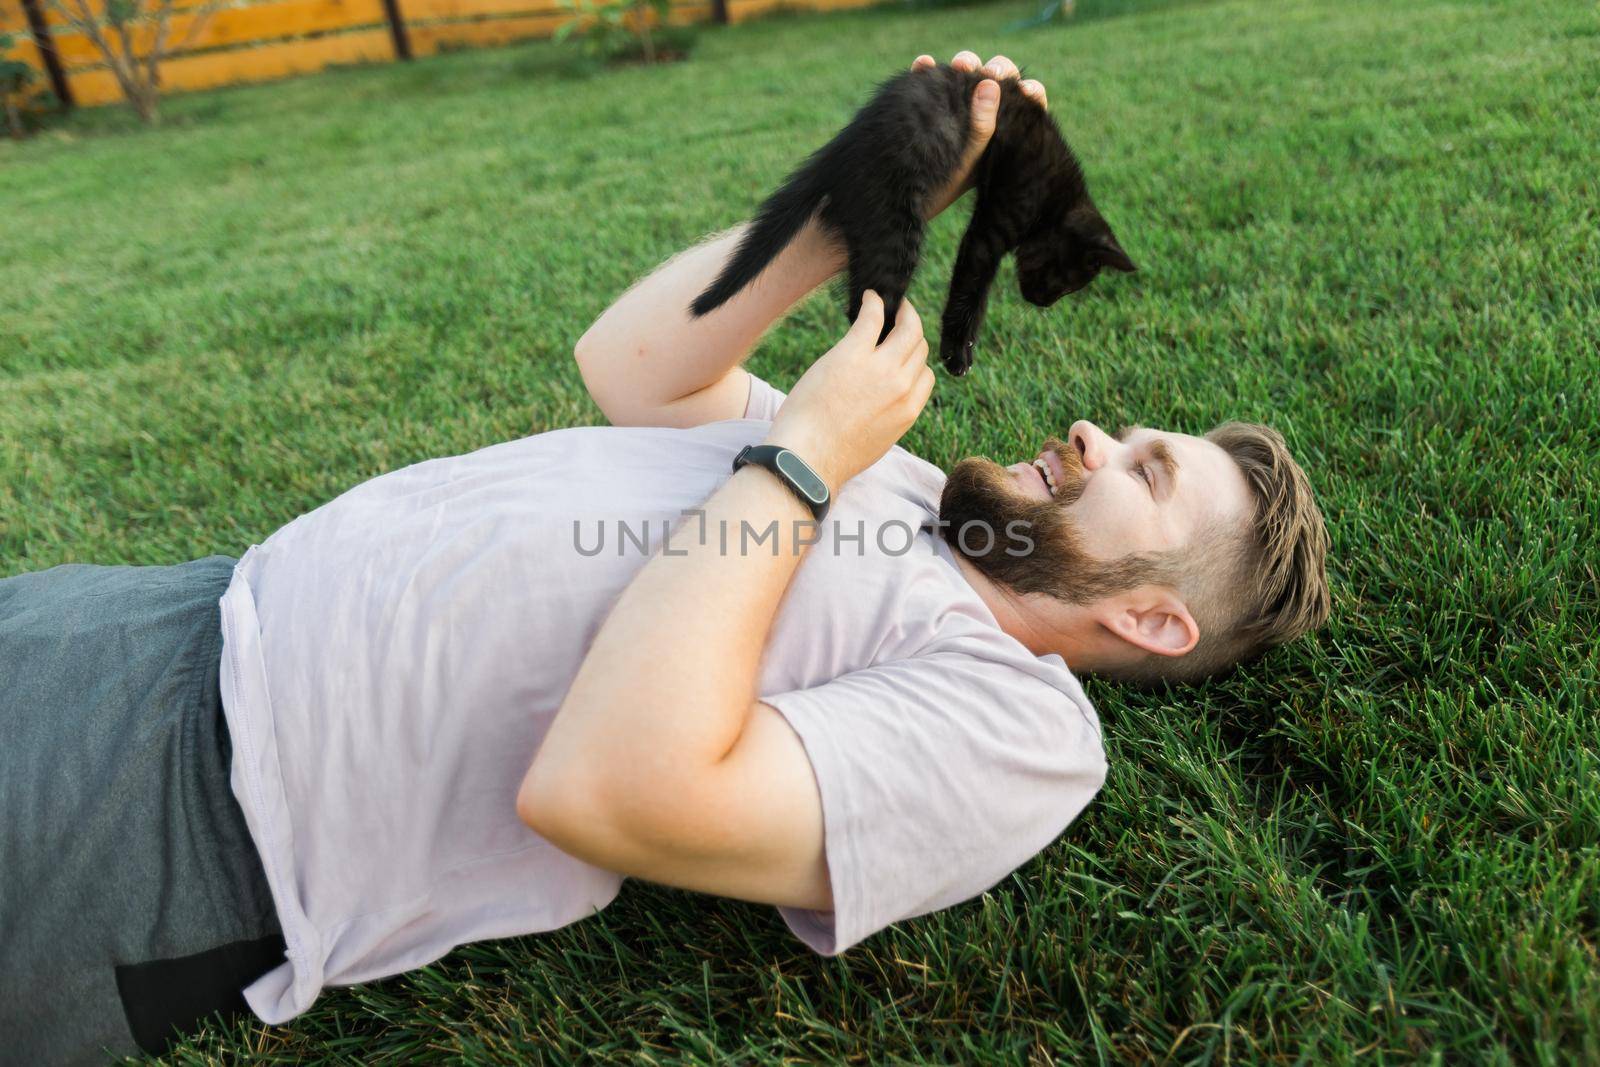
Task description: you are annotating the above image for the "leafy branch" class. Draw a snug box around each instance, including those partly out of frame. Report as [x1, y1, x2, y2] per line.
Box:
[44, 0, 229, 122]
[557, 0, 676, 65]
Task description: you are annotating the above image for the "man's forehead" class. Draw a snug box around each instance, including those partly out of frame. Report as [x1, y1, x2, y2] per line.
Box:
[1116, 423, 1187, 444]
[1115, 424, 1210, 455]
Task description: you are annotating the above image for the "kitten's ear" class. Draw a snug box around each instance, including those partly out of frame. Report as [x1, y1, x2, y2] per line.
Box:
[1092, 230, 1137, 273]
[1068, 206, 1138, 273]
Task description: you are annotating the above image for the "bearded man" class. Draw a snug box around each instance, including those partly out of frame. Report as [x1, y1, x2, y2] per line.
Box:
[2, 52, 1328, 1066]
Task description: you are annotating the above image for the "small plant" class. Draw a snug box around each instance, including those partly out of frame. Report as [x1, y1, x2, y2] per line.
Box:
[45, 0, 227, 124]
[1, 32, 38, 138]
[556, 0, 691, 65]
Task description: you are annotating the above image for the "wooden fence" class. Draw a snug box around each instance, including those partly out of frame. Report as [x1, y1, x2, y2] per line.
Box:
[2, 0, 875, 108]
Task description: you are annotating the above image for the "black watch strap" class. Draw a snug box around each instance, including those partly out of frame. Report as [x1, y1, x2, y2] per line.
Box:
[732, 444, 831, 521]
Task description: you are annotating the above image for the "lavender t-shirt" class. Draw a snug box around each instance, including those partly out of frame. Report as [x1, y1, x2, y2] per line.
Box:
[217, 373, 1107, 1024]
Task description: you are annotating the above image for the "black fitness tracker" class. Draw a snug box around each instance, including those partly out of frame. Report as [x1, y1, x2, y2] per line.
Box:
[732, 444, 831, 521]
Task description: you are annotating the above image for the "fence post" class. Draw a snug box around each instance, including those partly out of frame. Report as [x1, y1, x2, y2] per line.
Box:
[381, 0, 413, 59]
[19, 0, 74, 107]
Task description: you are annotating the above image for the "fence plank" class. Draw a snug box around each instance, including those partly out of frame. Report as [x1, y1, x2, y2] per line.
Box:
[66, 23, 389, 101]
[2, 26, 41, 74]
[193, 0, 387, 49]
[399, 0, 709, 25]
[409, 4, 710, 57]
[670, 2, 710, 23]
[42, 0, 387, 70]
[406, 10, 562, 53]
[2, 0, 216, 34]
[398, 0, 555, 22]
[402, 0, 710, 51]
[3, 0, 37, 32]
[1, 0, 27, 35]
[729, 0, 872, 18]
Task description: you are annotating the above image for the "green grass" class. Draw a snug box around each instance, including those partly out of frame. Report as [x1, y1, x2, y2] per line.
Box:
[4, 0, 1598, 1061]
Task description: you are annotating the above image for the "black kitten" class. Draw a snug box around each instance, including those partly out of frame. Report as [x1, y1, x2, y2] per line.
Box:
[690, 63, 1136, 375]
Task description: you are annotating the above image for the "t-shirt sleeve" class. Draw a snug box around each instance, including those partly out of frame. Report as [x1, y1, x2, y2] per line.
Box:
[742, 371, 788, 420]
[761, 652, 1108, 955]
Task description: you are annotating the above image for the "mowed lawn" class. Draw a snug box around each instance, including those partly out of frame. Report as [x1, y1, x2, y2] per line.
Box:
[3, 0, 1597, 1060]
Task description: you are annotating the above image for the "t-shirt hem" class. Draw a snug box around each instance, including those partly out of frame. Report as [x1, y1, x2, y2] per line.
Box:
[217, 549, 325, 1025]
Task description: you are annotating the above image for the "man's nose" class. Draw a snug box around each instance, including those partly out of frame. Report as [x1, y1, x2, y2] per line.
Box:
[1067, 420, 1114, 472]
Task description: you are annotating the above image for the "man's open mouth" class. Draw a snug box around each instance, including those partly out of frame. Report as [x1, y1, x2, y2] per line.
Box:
[1032, 450, 1066, 497]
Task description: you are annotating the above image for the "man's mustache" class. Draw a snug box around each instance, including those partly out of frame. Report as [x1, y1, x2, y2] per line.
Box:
[1039, 436, 1086, 505]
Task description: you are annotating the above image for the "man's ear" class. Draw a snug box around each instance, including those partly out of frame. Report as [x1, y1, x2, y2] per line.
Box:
[1095, 587, 1198, 658]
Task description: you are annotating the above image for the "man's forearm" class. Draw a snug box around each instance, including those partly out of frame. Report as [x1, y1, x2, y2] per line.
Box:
[575, 219, 844, 427]
[536, 468, 811, 766]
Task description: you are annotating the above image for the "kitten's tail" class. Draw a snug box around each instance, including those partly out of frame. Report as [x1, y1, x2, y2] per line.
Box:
[691, 168, 827, 318]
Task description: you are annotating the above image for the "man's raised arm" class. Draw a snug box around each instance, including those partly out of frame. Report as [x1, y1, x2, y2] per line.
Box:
[573, 51, 1047, 430]
[574, 219, 844, 428]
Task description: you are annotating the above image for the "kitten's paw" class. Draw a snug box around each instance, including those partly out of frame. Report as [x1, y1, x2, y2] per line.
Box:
[939, 335, 975, 376]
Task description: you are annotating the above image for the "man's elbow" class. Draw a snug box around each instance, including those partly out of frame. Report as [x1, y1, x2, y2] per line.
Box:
[573, 326, 645, 427]
[517, 754, 710, 871]
[516, 756, 594, 850]
[572, 320, 602, 377]
[572, 327, 610, 412]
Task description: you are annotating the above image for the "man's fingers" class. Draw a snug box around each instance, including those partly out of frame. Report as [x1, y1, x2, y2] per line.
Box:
[895, 327, 929, 371]
[912, 54, 936, 71]
[879, 298, 924, 358]
[1020, 78, 1047, 109]
[970, 79, 1000, 141]
[982, 54, 1019, 81]
[950, 50, 980, 72]
[851, 290, 885, 341]
[906, 335, 930, 373]
[909, 362, 935, 411]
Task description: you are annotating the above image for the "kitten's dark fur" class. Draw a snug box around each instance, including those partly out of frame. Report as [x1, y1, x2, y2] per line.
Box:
[690, 64, 1136, 375]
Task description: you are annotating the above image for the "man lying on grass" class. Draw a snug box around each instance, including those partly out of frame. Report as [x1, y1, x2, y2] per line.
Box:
[2, 52, 1330, 1066]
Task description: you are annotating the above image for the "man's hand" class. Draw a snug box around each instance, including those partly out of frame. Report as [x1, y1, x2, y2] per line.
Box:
[916, 51, 1050, 220]
[764, 291, 934, 492]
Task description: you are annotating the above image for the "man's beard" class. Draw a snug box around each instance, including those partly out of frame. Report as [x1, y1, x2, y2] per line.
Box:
[937, 437, 1165, 604]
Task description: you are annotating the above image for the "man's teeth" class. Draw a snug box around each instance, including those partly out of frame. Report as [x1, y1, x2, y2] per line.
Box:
[1033, 458, 1057, 494]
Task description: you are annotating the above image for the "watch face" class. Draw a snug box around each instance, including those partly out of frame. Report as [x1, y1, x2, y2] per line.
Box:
[776, 450, 828, 505]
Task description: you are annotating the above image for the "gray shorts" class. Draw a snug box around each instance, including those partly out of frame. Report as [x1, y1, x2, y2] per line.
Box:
[0, 556, 284, 1065]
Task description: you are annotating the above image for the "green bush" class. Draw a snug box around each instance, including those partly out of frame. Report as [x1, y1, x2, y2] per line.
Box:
[1, 33, 39, 138]
[555, 0, 696, 65]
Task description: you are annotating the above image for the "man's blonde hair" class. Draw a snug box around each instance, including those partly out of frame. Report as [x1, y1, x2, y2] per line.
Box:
[1132, 422, 1332, 685]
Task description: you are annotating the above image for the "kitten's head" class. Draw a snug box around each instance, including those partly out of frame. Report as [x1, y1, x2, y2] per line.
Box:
[1015, 203, 1137, 307]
